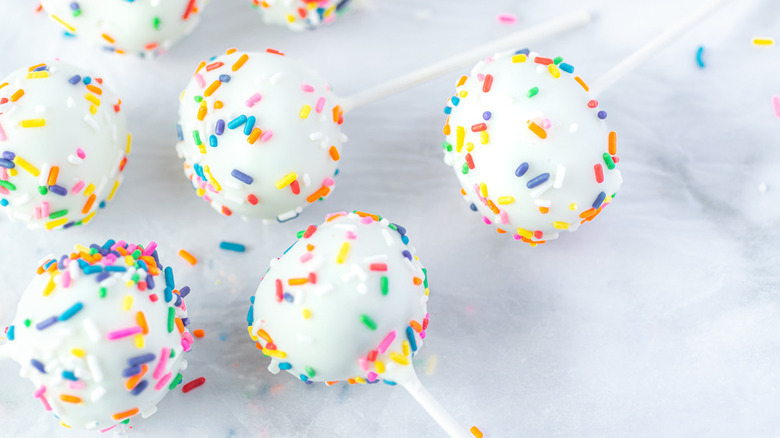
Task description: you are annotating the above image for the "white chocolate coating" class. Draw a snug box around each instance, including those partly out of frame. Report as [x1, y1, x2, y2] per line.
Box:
[40, 0, 209, 57]
[0, 241, 193, 430]
[176, 49, 346, 222]
[443, 50, 623, 245]
[249, 211, 429, 384]
[0, 61, 129, 231]
[250, 0, 352, 31]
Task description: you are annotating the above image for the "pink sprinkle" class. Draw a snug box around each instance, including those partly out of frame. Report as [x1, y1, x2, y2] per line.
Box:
[113, 240, 127, 251]
[246, 93, 262, 107]
[377, 330, 396, 354]
[367, 371, 378, 381]
[182, 338, 192, 352]
[0, 186, 8, 195]
[0, 121, 6, 141]
[195, 74, 206, 89]
[0, 168, 7, 179]
[104, 254, 118, 264]
[514, 234, 522, 240]
[183, 331, 194, 344]
[71, 180, 85, 194]
[497, 12, 518, 25]
[322, 177, 335, 187]
[143, 241, 157, 257]
[106, 326, 142, 341]
[499, 210, 509, 224]
[33, 386, 46, 398]
[33, 207, 41, 220]
[62, 271, 71, 288]
[420, 330, 426, 339]
[358, 357, 369, 371]
[153, 347, 170, 379]
[260, 130, 274, 142]
[360, 216, 373, 224]
[41, 201, 49, 218]
[100, 425, 117, 433]
[299, 252, 313, 263]
[68, 381, 85, 390]
[315, 97, 326, 113]
[155, 372, 172, 391]
[542, 118, 552, 129]
[477, 73, 485, 81]
[324, 211, 347, 221]
[345, 231, 357, 239]
[39, 396, 52, 412]
[301, 84, 315, 93]
[773, 95, 780, 117]
[76, 148, 86, 159]
[126, 244, 138, 254]
[482, 217, 492, 225]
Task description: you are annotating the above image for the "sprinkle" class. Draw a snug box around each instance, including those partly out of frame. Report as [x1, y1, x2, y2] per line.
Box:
[496, 12, 517, 24]
[178, 249, 197, 265]
[772, 96, 780, 118]
[275, 172, 297, 189]
[471, 426, 484, 438]
[390, 352, 410, 365]
[182, 377, 206, 394]
[193, 329, 205, 338]
[603, 153, 616, 170]
[232, 54, 249, 71]
[526, 173, 550, 189]
[594, 164, 604, 183]
[107, 326, 142, 341]
[378, 330, 396, 353]
[231, 169, 253, 185]
[592, 191, 607, 209]
[527, 121, 547, 139]
[167, 307, 175, 333]
[219, 241, 246, 252]
[695, 46, 706, 68]
[36, 316, 58, 330]
[752, 37, 775, 46]
[60, 394, 82, 404]
[58, 302, 83, 321]
[360, 314, 377, 330]
[336, 242, 350, 263]
[112, 408, 139, 421]
[31, 359, 46, 374]
[20, 119, 45, 128]
[406, 326, 418, 352]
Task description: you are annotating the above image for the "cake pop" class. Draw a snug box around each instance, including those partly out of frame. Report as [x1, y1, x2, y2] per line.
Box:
[249, 0, 352, 31]
[248, 211, 472, 437]
[39, 0, 209, 57]
[441, 49, 622, 246]
[0, 240, 194, 431]
[0, 60, 130, 230]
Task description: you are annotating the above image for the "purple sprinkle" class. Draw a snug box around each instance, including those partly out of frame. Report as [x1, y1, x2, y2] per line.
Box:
[31, 359, 46, 374]
[2, 151, 15, 160]
[131, 379, 149, 396]
[146, 274, 155, 290]
[597, 111, 607, 120]
[515, 162, 529, 177]
[179, 286, 190, 298]
[33, 65, 49, 72]
[219, 74, 230, 82]
[231, 169, 253, 185]
[392, 223, 407, 236]
[127, 353, 156, 367]
[482, 111, 491, 121]
[526, 173, 550, 189]
[48, 185, 68, 196]
[215, 119, 225, 136]
[402, 250, 412, 261]
[36, 316, 58, 331]
[122, 365, 141, 378]
[95, 271, 111, 282]
[68, 75, 81, 85]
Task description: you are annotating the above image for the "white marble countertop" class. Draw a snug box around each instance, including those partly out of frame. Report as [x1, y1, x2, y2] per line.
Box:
[1, 0, 779, 436]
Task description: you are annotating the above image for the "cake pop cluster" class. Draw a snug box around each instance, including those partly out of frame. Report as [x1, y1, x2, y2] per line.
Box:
[0, 60, 130, 230]
[248, 211, 429, 385]
[39, 0, 209, 57]
[442, 49, 623, 245]
[176, 48, 347, 222]
[1, 240, 194, 431]
[250, 0, 352, 31]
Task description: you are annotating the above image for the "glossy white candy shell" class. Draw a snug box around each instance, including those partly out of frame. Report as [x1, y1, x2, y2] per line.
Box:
[251, 0, 350, 31]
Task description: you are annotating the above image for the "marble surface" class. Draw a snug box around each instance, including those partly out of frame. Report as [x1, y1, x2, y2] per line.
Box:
[1, 0, 779, 436]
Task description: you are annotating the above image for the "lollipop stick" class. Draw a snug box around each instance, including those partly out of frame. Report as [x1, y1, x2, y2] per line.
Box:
[588, 0, 736, 97]
[401, 372, 472, 438]
[341, 9, 592, 113]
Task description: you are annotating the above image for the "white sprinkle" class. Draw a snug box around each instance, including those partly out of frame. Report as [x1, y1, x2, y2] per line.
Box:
[90, 386, 106, 402]
[86, 354, 103, 383]
[141, 406, 158, 419]
[553, 165, 566, 188]
[82, 319, 101, 343]
[83, 115, 99, 131]
[530, 180, 553, 198]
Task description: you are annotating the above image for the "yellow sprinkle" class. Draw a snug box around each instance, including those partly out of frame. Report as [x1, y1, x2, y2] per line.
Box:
[50, 15, 76, 32]
[82, 211, 96, 224]
[569, 203, 577, 211]
[497, 196, 515, 205]
[45, 217, 68, 230]
[125, 255, 135, 266]
[456, 126, 465, 152]
[479, 182, 488, 198]
[13, 157, 39, 176]
[89, 105, 97, 115]
[195, 188, 205, 197]
[458, 90, 468, 98]
[752, 37, 775, 46]
[8, 168, 17, 177]
[26, 72, 49, 79]
[247, 326, 258, 341]
[125, 280, 135, 288]
[553, 221, 570, 230]
[74, 244, 89, 253]
[336, 242, 350, 264]
[390, 352, 410, 365]
[354, 377, 366, 384]
[60, 421, 71, 429]
[134, 334, 145, 349]
[402, 340, 410, 357]
[512, 53, 528, 63]
[300, 105, 311, 119]
[43, 276, 56, 296]
[126, 133, 132, 154]
[286, 14, 295, 23]
[548, 63, 561, 78]
[85, 93, 101, 106]
[107, 180, 120, 201]
[204, 166, 222, 191]
[122, 295, 133, 311]
[262, 348, 287, 359]
[84, 183, 95, 196]
[479, 131, 489, 144]
[302, 308, 311, 319]
[517, 228, 533, 239]
[71, 348, 86, 358]
[425, 287, 430, 296]
[19, 119, 45, 128]
[375, 360, 386, 374]
[275, 172, 297, 189]
[465, 142, 474, 152]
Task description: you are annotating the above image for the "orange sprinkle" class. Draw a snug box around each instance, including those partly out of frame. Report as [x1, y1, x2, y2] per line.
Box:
[332, 105, 343, 124]
[257, 329, 273, 343]
[608, 131, 617, 155]
[136, 312, 148, 335]
[214, 100, 223, 109]
[47, 166, 59, 186]
[112, 408, 139, 421]
[194, 61, 206, 74]
[232, 54, 249, 71]
[470, 426, 484, 438]
[60, 394, 82, 404]
[175, 317, 185, 334]
[328, 145, 340, 161]
[101, 33, 116, 44]
[86, 84, 103, 95]
[288, 278, 308, 286]
[178, 249, 197, 265]
[409, 320, 422, 333]
[125, 365, 148, 390]
[193, 329, 205, 338]
[81, 194, 96, 214]
[247, 127, 262, 144]
[226, 48, 238, 55]
[204, 80, 221, 97]
[527, 121, 547, 139]
[413, 277, 423, 286]
[10, 89, 24, 102]
[306, 186, 330, 203]
[574, 76, 589, 92]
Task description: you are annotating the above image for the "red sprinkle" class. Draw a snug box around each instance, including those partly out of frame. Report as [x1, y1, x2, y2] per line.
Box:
[465, 154, 475, 169]
[471, 123, 487, 132]
[182, 377, 206, 394]
[247, 194, 258, 205]
[482, 74, 493, 92]
[275, 279, 283, 303]
[587, 100, 598, 108]
[369, 263, 388, 272]
[303, 225, 317, 239]
[594, 164, 604, 183]
[534, 57, 553, 65]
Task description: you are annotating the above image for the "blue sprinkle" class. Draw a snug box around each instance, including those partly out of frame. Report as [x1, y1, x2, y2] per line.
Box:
[597, 111, 607, 120]
[401, 235, 409, 244]
[247, 306, 254, 325]
[250, 296, 255, 304]
[279, 362, 292, 370]
[219, 74, 231, 82]
[231, 169, 253, 184]
[443, 106, 452, 114]
[209, 135, 218, 147]
[243, 116, 256, 135]
[283, 292, 294, 302]
[482, 111, 492, 121]
[383, 380, 397, 386]
[469, 203, 477, 212]
[0, 199, 7, 207]
[402, 250, 412, 261]
[164, 266, 174, 289]
[219, 241, 246, 252]
[215, 119, 225, 135]
[164, 287, 173, 303]
[82, 76, 91, 85]
[127, 353, 156, 366]
[131, 380, 148, 396]
[406, 326, 418, 352]
[450, 96, 460, 106]
[526, 173, 550, 189]
[102, 239, 115, 250]
[31, 359, 46, 374]
[58, 302, 83, 321]
[515, 48, 530, 55]
[592, 191, 607, 209]
[0, 159, 15, 169]
[515, 162, 529, 177]
[696, 46, 706, 69]
[68, 75, 81, 85]
[7, 325, 14, 341]
[299, 374, 308, 382]
[105, 266, 127, 272]
[177, 124, 183, 141]
[227, 115, 247, 129]
[62, 371, 77, 381]
[83, 265, 102, 275]
[36, 316, 58, 331]
[559, 63, 574, 73]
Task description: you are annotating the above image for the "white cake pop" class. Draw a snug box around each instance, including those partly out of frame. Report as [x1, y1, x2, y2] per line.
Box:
[0, 240, 194, 431]
[248, 210, 428, 384]
[0, 60, 130, 230]
[176, 49, 346, 222]
[249, 0, 353, 31]
[40, 0, 209, 57]
[442, 49, 623, 245]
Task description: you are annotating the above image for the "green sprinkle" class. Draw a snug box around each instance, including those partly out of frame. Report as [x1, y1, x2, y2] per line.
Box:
[193, 130, 202, 146]
[72, 10, 82, 18]
[121, 419, 129, 425]
[296, 230, 305, 239]
[89, 248, 98, 255]
[169, 373, 182, 390]
[131, 273, 140, 283]
[422, 268, 428, 288]
[38, 186, 48, 195]
[305, 366, 316, 378]
[153, 17, 161, 30]
[132, 249, 141, 259]
[360, 314, 377, 331]
[194, 96, 203, 103]
[380, 276, 389, 296]
[603, 152, 616, 170]
[442, 142, 453, 152]
[24, 319, 31, 327]
[99, 287, 107, 298]
[167, 307, 175, 333]
[461, 162, 469, 174]
[553, 56, 563, 65]
[527, 86, 539, 98]
[0, 180, 16, 191]
[48, 209, 68, 219]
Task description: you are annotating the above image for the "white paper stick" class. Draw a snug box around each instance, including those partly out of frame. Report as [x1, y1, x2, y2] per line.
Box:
[341, 9, 592, 113]
[588, 0, 736, 97]
[401, 371, 472, 438]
